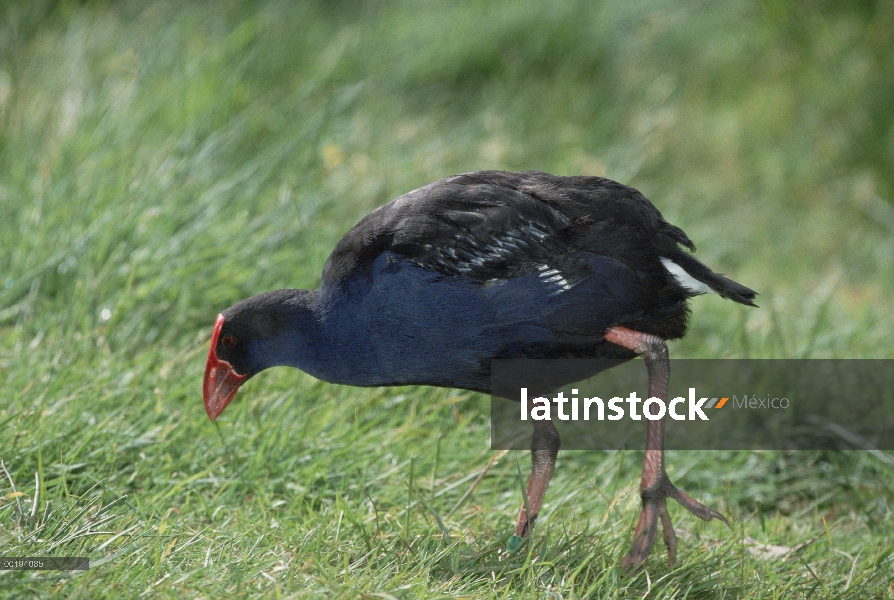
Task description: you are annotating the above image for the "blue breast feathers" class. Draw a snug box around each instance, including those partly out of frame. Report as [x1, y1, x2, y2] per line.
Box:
[317, 252, 645, 389]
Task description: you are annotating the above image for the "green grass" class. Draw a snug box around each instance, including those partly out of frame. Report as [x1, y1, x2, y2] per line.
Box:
[2, 0, 893, 597]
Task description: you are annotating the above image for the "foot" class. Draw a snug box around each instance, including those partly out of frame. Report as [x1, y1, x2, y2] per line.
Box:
[622, 470, 728, 571]
[508, 420, 559, 553]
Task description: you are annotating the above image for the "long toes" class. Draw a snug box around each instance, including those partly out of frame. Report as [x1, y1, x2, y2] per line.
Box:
[621, 539, 653, 573]
[625, 480, 730, 571]
[668, 484, 729, 526]
[621, 502, 660, 572]
[657, 502, 677, 567]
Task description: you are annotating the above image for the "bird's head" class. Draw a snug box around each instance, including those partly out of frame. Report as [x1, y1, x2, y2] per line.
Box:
[203, 289, 320, 421]
[203, 312, 252, 421]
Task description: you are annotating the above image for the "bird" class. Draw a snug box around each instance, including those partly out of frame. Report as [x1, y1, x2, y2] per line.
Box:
[202, 170, 757, 570]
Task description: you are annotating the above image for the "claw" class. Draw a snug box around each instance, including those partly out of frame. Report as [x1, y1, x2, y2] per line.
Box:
[669, 484, 729, 526]
[621, 473, 728, 571]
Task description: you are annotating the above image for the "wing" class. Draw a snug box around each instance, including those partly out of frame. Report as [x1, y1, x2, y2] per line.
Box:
[322, 170, 697, 289]
[319, 170, 756, 344]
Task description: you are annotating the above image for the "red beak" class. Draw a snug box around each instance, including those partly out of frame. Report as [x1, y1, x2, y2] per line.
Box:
[203, 314, 248, 421]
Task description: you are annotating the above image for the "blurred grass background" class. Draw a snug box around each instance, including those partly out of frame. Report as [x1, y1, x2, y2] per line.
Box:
[1, 0, 893, 597]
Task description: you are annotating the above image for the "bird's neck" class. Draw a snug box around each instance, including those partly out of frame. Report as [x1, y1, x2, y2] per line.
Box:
[255, 288, 328, 377]
[263, 286, 373, 384]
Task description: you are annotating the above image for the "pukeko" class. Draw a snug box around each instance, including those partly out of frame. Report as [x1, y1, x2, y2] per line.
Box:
[203, 170, 757, 570]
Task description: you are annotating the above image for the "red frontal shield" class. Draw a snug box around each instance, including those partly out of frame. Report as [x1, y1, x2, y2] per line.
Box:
[203, 314, 248, 420]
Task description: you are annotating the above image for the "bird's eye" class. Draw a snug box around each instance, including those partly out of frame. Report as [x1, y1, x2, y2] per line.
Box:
[221, 335, 235, 347]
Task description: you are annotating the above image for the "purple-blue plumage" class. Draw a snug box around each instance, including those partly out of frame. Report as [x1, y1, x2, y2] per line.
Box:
[204, 170, 755, 415]
[201, 169, 757, 571]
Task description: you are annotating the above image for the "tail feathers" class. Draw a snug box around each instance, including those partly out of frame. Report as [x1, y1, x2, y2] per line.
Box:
[665, 251, 758, 307]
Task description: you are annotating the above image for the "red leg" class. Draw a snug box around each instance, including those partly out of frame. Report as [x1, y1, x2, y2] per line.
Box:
[508, 418, 559, 551]
[606, 327, 728, 571]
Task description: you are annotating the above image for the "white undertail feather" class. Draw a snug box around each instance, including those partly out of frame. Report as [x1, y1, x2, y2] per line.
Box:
[660, 257, 713, 295]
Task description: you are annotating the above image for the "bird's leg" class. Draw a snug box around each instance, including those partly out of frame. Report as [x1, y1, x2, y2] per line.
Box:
[605, 326, 728, 571]
[508, 418, 560, 551]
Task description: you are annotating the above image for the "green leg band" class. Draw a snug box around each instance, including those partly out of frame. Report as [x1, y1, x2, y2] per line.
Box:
[506, 534, 527, 553]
